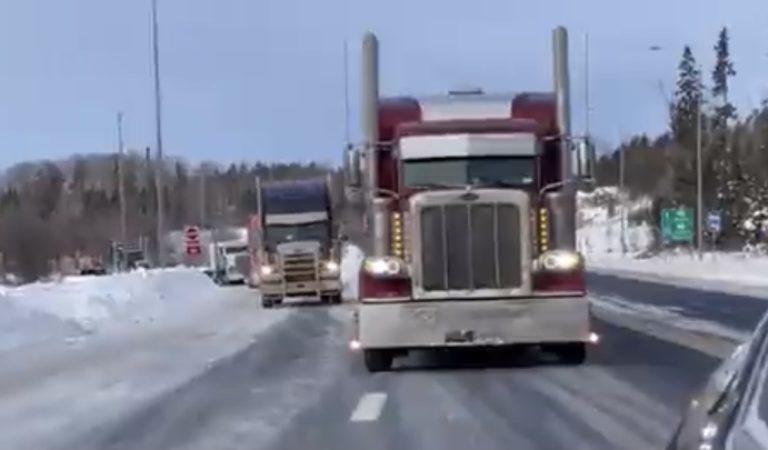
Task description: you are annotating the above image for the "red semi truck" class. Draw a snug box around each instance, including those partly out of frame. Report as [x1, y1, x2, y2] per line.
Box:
[345, 26, 597, 372]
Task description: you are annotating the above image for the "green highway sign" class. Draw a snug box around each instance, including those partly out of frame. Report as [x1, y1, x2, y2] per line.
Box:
[661, 208, 694, 242]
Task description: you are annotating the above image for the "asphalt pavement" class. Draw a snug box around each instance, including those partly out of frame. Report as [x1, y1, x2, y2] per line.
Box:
[62, 274, 748, 450]
[588, 272, 768, 333]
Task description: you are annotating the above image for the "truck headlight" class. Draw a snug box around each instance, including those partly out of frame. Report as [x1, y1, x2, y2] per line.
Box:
[260, 265, 274, 276]
[538, 250, 583, 272]
[363, 256, 407, 278]
[324, 261, 340, 273]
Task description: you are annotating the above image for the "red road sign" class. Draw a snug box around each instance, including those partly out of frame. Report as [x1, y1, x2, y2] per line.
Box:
[184, 226, 202, 257]
[186, 244, 202, 256]
[184, 225, 200, 242]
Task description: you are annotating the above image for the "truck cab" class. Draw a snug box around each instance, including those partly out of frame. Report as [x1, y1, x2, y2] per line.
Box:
[212, 240, 249, 285]
[255, 177, 343, 307]
[345, 27, 597, 372]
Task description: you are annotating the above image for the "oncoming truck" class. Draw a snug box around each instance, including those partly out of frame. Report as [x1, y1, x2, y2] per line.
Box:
[254, 177, 342, 308]
[345, 26, 597, 372]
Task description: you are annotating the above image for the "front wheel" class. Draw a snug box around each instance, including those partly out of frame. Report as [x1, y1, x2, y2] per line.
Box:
[552, 343, 587, 365]
[364, 349, 394, 372]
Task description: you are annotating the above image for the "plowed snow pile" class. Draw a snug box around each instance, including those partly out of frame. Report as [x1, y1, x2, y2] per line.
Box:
[0, 268, 219, 351]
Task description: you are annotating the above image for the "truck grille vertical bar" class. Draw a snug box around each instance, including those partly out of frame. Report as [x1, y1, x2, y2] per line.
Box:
[467, 204, 474, 289]
[493, 203, 500, 287]
[441, 205, 448, 290]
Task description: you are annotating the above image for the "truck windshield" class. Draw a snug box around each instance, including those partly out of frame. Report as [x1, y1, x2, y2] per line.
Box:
[223, 246, 248, 255]
[402, 156, 535, 189]
[264, 221, 329, 250]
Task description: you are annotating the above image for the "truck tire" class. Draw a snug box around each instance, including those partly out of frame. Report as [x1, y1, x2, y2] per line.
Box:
[262, 297, 274, 309]
[553, 343, 587, 365]
[331, 294, 343, 304]
[364, 349, 393, 372]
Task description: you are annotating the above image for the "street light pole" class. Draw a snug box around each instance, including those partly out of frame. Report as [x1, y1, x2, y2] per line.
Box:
[151, 0, 166, 266]
[116, 112, 127, 244]
[696, 67, 704, 259]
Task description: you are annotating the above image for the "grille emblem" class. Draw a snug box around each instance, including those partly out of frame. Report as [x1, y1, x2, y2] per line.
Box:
[459, 190, 478, 202]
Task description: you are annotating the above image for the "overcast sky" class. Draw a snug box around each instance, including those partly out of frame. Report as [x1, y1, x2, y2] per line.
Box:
[0, 0, 765, 168]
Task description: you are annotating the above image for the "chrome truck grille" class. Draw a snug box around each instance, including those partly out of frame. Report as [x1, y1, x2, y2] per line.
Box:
[419, 202, 523, 291]
[279, 252, 319, 283]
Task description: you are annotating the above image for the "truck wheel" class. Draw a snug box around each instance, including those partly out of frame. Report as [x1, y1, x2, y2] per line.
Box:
[331, 294, 343, 304]
[261, 297, 274, 309]
[553, 343, 587, 365]
[363, 349, 393, 372]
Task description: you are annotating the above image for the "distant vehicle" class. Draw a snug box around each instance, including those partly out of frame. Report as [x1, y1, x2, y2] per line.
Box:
[344, 26, 596, 372]
[209, 240, 249, 285]
[667, 315, 768, 450]
[253, 176, 342, 308]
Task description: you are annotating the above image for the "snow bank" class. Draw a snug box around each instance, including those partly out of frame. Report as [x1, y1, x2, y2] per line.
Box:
[577, 187, 656, 257]
[0, 268, 220, 351]
[577, 186, 768, 292]
[341, 243, 364, 301]
[588, 251, 768, 291]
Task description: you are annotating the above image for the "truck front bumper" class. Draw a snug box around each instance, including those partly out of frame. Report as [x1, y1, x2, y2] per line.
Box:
[260, 278, 341, 298]
[356, 296, 591, 349]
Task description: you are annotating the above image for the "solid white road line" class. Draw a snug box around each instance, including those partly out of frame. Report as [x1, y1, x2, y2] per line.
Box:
[349, 392, 388, 422]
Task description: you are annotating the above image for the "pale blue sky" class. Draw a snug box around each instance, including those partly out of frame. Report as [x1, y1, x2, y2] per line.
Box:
[0, 0, 765, 168]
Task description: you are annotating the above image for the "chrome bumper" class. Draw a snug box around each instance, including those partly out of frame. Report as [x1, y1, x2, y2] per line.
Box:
[260, 278, 341, 297]
[356, 296, 591, 349]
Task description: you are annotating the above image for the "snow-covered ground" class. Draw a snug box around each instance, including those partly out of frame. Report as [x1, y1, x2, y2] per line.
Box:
[578, 187, 768, 295]
[0, 268, 292, 449]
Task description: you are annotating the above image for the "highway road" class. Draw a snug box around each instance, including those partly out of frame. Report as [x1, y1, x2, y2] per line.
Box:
[65, 274, 766, 450]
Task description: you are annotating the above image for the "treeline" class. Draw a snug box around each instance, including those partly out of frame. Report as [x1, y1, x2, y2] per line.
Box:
[593, 27, 768, 249]
[0, 151, 339, 281]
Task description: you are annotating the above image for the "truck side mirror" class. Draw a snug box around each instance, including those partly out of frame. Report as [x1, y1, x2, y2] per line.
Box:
[344, 145, 362, 188]
[573, 137, 596, 182]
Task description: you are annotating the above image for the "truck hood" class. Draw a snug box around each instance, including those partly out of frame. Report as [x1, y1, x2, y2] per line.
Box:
[276, 241, 321, 255]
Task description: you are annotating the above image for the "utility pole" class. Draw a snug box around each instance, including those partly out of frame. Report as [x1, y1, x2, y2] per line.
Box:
[151, 0, 166, 266]
[696, 67, 704, 259]
[619, 142, 627, 254]
[117, 112, 128, 245]
[343, 39, 351, 146]
[199, 167, 206, 227]
[584, 32, 590, 139]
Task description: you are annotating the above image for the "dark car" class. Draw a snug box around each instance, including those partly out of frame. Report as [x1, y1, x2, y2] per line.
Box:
[668, 313, 768, 450]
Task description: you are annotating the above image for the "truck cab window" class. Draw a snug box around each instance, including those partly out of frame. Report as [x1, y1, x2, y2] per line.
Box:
[402, 156, 535, 189]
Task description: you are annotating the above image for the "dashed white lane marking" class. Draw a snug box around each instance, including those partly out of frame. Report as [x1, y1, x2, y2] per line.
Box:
[350, 392, 388, 422]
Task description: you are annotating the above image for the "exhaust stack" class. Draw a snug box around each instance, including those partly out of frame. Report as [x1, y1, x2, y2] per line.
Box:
[362, 32, 381, 254]
[551, 26, 576, 250]
[553, 26, 572, 185]
[362, 32, 379, 201]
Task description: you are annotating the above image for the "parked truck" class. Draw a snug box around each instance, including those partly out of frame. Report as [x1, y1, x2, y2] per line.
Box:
[344, 26, 597, 372]
[208, 239, 249, 285]
[254, 176, 342, 308]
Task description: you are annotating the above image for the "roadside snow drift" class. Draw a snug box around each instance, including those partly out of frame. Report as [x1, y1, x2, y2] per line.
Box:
[0, 268, 220, 351]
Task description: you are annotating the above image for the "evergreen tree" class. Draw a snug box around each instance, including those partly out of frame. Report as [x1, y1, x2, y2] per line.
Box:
[711, 27, 741, 237]
[670, 45, 704, 203]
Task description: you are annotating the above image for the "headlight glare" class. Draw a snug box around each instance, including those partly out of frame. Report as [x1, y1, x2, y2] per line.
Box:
[538, 250, 582, 272]
[363, 256, 405, 277]
[325, 261, 340, 273]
